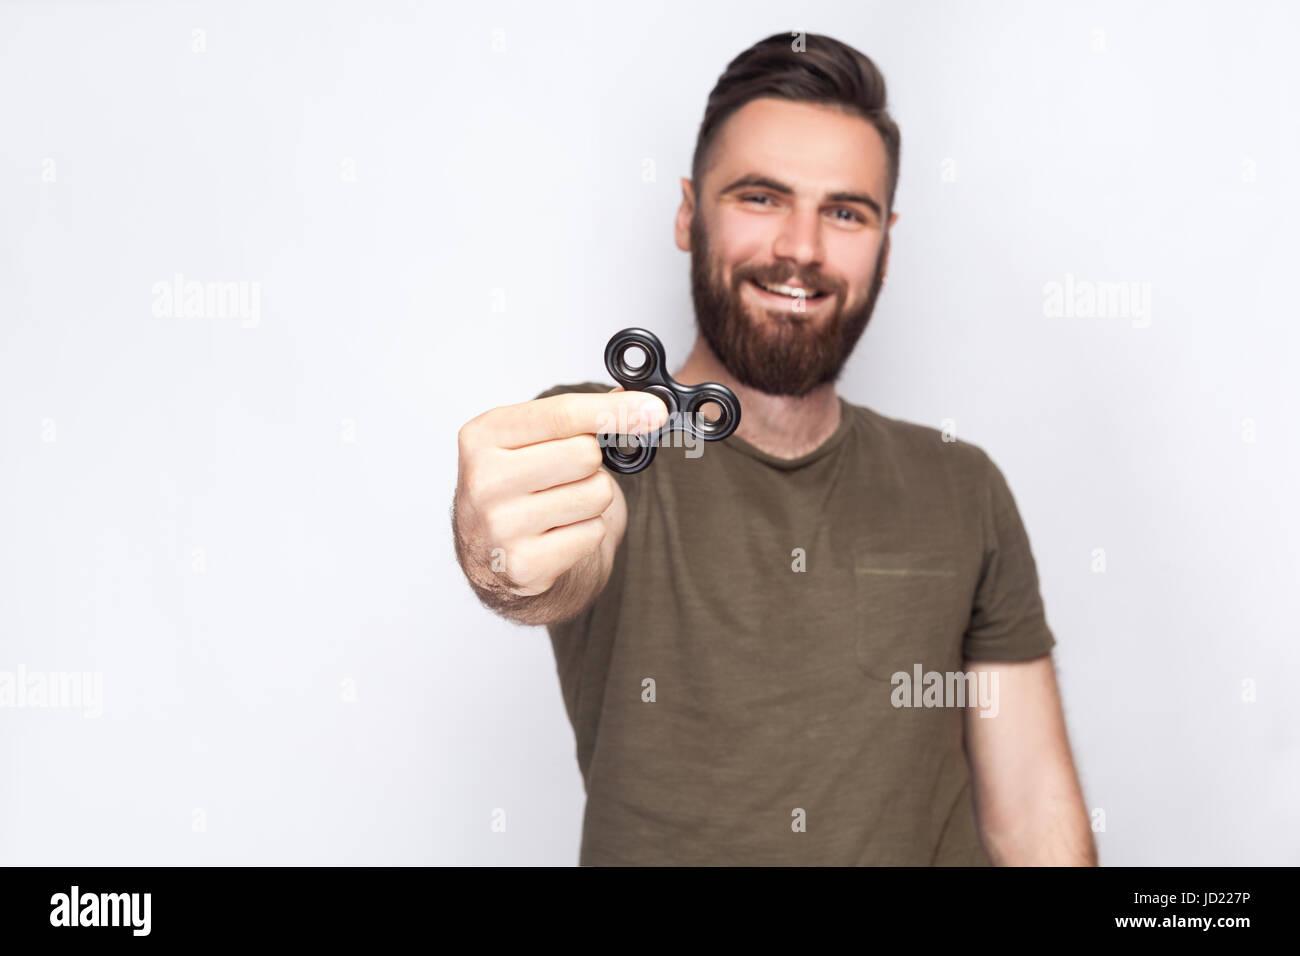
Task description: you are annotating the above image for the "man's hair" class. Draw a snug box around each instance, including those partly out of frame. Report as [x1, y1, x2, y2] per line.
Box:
[690, 32, 901, 214]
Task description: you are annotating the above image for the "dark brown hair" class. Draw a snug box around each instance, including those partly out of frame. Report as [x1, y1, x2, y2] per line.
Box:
[691, 32, 901, 214]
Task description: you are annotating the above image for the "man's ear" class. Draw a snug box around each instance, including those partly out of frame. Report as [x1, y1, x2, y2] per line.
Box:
[674, 178, 696, 252]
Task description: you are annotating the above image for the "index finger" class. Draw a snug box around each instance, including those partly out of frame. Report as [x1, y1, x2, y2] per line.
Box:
[486, 390, 670, 449]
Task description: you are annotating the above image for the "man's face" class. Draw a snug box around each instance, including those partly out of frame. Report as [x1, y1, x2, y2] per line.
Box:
[678, 97, 897, 397]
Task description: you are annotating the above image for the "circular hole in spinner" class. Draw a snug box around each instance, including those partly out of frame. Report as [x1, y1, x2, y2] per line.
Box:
[603, 433, 654, 472]
[614, 340, 656, 381]
[688, 393, 731, 438]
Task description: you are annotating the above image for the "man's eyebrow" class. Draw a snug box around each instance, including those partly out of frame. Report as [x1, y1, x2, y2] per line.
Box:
[717, 173, 883, 219]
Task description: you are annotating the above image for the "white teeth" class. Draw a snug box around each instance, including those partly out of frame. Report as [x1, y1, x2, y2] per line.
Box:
[757, 281, 819, 298]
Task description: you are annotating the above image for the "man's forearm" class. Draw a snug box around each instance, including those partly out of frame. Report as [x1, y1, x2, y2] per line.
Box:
[450, 499, 612, 627]
[465, 549, 606, 627]
[978, 790, 1098, 866]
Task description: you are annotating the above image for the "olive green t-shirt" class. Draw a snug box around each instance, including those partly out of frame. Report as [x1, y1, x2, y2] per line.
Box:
[534, 381, 1056, 866]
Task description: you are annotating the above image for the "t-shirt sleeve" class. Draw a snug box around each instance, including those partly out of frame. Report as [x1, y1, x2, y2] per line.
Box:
[962, 450, 1057, 662]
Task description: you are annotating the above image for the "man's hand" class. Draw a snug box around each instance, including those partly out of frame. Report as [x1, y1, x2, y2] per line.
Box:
[452, 388, 668, 625]
[963, 655, 1097, 865]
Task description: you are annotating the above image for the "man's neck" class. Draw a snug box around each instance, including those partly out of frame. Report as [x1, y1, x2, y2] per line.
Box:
[672, 333, 842, 460]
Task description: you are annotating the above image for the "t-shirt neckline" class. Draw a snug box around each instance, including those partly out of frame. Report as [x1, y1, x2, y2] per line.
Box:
[718, 395, 854, 471]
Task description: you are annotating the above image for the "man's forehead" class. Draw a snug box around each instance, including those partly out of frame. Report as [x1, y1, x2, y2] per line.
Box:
[706, 97, 888, 203]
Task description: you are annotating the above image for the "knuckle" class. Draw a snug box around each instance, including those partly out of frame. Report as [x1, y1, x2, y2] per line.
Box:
[457, 420, 479, 453]
[461, 460, 501, 505]
[594, 470, 616, 510]
[510, 545, 553, 594]
[571, 518, 606, 562]
[501, 551, 531, 586]
[479, 506, 509, 546]
[459, 462, 484, 502]
[461, 446, 511, 505]
[577, 435, 604, 473]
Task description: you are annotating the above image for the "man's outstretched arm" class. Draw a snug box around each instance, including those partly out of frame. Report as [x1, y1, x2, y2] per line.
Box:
[963, 655, 1097, 865]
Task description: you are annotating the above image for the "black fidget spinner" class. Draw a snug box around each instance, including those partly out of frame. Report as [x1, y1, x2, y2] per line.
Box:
[600, 327, 741, 474]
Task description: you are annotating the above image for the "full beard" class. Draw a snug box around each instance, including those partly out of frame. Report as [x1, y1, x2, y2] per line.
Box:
[688, 212, 887, 398]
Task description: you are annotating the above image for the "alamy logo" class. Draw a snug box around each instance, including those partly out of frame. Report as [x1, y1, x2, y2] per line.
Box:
[891, 664, 999, 717]
[152, 272, 262, 328]
[50, 886, 151, 936]
[1042, 272, 1151, 328]
[0, 666, 102, 718]
[595, 409, 712, 459]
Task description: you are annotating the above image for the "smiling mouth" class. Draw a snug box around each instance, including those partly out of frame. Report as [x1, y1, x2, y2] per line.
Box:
[746, 279, 831, 304]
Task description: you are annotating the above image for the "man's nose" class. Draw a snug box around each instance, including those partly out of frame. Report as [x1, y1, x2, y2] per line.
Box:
[770, 204, 825, 269]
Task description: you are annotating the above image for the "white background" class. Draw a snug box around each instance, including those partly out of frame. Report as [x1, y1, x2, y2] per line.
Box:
[1, 0, 1296, 865]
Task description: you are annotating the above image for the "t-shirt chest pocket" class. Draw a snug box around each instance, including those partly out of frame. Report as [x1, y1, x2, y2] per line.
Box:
[853, 548, 971, 682]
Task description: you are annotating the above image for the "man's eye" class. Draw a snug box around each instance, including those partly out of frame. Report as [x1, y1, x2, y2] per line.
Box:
[741, 195, 865, 223]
